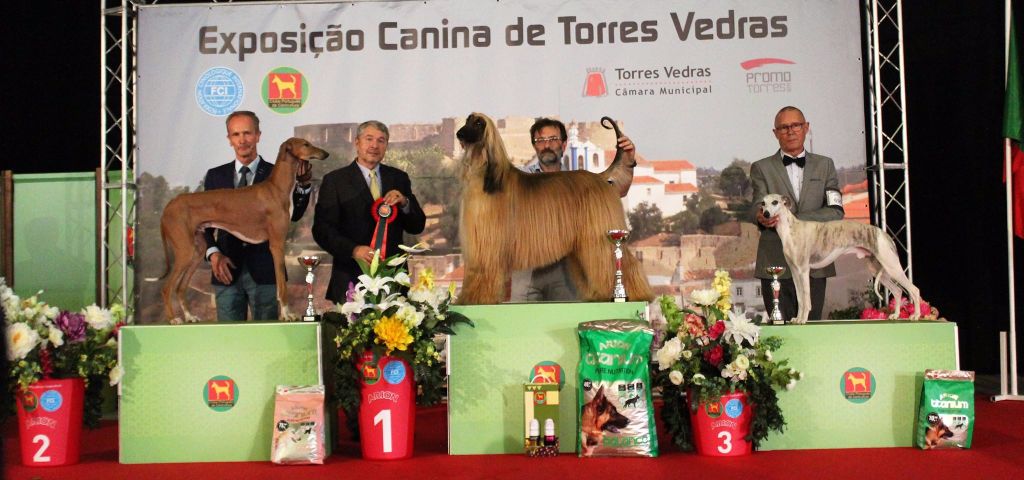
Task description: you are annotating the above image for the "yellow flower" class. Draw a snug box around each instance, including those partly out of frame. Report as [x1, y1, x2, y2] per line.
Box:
[373, 315, 413, 355]
[414, 268, 435, 291]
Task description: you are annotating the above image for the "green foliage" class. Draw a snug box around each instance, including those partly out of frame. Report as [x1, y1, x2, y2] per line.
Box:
[718, 164, 751, 197]
[627, 202, 664, 240]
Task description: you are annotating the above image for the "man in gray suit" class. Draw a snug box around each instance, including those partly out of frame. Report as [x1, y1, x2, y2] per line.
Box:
[750, 106, 844, 321]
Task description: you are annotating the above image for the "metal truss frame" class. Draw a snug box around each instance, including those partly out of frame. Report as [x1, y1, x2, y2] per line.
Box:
[864, 0, 914, 278]
[101, 0, 915, 311]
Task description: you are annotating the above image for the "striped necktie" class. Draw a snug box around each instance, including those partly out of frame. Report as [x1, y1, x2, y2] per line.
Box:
[369, 170, 381, 200]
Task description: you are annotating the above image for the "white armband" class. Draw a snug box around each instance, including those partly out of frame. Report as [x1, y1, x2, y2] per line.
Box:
[825, 189, 843, 207]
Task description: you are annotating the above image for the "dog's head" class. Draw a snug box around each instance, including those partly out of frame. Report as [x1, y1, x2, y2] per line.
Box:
[579, 386, 630, 455]
[924, 414, 954, 448]
[760, 193, 792, 219]
[455, 113, 512, 194]
[281, 137, 329, 162]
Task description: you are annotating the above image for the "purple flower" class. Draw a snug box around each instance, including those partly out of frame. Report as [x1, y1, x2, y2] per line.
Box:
[55, 311, 87, 343]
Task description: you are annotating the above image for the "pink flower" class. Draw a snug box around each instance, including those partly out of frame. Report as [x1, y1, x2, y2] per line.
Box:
[708, 320, 726, 341]
[704, 344, 724, 367]
[683, 313, 706, 337]
[860, 308, 887, 320]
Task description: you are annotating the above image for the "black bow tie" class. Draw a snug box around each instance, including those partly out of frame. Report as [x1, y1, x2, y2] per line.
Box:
[782, 155, 805, 168]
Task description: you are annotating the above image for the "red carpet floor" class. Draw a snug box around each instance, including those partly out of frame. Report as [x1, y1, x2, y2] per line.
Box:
[4, 395, 1024, 480]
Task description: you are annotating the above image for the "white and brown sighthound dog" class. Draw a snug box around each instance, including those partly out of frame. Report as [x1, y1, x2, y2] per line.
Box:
[159, 138, 328, 324]
[454, 113, 652, 305]
[760, 193, 921, 324]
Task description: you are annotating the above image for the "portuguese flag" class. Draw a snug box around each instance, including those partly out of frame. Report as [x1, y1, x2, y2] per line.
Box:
[1007, 10, 1024, 237]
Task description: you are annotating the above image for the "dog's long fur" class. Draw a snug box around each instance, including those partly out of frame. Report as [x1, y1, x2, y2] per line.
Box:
[454, 113, 652, 305]
[159, 138, 328, 323]
[760, 193, 921, 323]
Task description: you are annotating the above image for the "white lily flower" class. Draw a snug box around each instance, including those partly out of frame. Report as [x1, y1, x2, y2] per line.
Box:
[724, 307, 760, 346]
[393, 271, 412, 286]
[689, 288, 720, 306]
[387, 254, 410, 267]
[358, 274, 392, 296]
[398, 242, 431, 253]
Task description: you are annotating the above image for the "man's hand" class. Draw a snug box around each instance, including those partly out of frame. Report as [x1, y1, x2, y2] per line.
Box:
[756, 207, 779, 228]
[210, 252, 236, 284]
[352, 245, 376, 264]
[617, 135, 636, 165]
[381, 189, 408, 208]
[296, 160, 312, 187]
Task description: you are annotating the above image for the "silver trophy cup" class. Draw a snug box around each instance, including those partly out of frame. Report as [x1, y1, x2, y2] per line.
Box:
[607, 229, 630, 302]
[766, 265, 786, 325]
[299, 255, 321, 322]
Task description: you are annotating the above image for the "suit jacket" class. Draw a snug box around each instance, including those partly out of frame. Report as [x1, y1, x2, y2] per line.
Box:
[313, 161, 426, 303]
[749, 150, 844, 279]
[202, 156, 311, 285]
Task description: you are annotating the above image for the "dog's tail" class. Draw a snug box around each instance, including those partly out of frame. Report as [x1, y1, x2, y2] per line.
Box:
[598, 116, 636, 198]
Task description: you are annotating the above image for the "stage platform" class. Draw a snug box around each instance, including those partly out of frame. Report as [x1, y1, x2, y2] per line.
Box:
[447, 303, 958, 454]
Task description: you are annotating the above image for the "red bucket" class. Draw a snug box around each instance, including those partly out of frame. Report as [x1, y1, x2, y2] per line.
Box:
[357, 351, 415, 460]
[16, 377, 85, 466]
[689, 390, 752, 456]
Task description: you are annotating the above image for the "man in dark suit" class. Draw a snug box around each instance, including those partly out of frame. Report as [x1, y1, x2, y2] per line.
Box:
[203, 110, 312, 321]
[313, 120, 426, 304]
[750, 106, 844, 321]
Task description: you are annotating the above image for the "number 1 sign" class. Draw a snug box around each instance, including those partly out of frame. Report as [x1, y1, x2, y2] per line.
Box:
[357, 351, 416, 460]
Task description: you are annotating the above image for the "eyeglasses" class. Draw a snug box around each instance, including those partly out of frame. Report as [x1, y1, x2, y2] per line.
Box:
[774, 122, 806, 133]
[532, 136, 562, 145]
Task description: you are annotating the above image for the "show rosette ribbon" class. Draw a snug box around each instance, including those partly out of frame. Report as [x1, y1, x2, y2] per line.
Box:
[370, 197, 398, 259]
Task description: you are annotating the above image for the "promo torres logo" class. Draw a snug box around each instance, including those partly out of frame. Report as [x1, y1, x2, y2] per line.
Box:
[195, 67, 244, 117]
[741, 57, 795, 94]
[204, 375, 239, 412]
[840, 367, 876, 403]
[262, 67, 309, 114]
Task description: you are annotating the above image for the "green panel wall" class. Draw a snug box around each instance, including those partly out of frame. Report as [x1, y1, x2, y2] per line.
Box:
[448, 302, 648, 455]
[12, 172, 97, 310]
[119, 322, 325, 463]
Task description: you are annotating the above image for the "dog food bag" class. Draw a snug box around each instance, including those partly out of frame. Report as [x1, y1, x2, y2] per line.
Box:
[577, 319, 658, 457]
[271, 385, 327, 464]
[915, 369, 975, 450]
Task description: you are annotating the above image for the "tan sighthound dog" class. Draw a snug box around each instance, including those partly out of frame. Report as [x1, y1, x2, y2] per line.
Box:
[454, 112, 652, 305]
[270, 74, 298, 98]
[760, 193, 921, 324]
[159, 138, 328, 324]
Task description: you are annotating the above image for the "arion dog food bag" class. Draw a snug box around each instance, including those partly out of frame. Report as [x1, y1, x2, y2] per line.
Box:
[577, 319, 658, 457]
[915, 369, 975, 449]
[271, 385, 326, 464]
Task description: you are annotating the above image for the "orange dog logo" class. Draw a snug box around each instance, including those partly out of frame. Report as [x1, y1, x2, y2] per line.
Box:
[209, 380, 233, 400]
[269, 73, 299, 98]
[846, 372, 869, 392]
[531, 365, 560, 384]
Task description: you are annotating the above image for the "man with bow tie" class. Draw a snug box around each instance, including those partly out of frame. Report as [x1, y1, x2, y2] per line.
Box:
[750, 106, 844, 322]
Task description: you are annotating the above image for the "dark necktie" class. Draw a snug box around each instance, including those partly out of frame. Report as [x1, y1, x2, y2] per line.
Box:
[237, 166, 250, 188]
[782, 155, 805, 168]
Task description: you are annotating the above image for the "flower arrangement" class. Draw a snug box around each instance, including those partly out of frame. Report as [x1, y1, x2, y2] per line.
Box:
[860, 297, 939, 320]
[2, 278, 126, 427]
[652, 270, 802, 451]
[326, 244, 473, 423]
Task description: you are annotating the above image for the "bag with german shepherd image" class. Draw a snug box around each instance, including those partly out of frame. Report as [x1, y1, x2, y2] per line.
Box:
[577, 319, 658, 457]
[915, 369, 975, 449]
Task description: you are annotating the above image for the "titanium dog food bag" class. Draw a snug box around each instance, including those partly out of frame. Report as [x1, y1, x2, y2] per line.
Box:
[577, 319, 658, 457]
[271, 385, 327, 464]
[915, 369, 975, 449]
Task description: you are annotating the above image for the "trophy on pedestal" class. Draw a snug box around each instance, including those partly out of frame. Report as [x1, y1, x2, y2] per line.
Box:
[606, 229, 630, 303]
[766, 266, 786, 325]
[299, 255, 321, 322]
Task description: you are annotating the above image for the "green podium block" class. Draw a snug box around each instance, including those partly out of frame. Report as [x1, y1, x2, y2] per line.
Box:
[118, 322, 328, 463]
[447, 302, 648, 455]
[760, 320, 958, 450]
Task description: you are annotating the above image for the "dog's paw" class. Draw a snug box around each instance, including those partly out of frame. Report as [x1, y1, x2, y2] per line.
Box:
[790, 317, 807, 325]
[169, 317, 183, 325]
[184, 312, 200, 323]
[279, 306, 299, 322]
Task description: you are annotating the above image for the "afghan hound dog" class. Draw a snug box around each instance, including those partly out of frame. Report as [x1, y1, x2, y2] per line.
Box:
[454, 112, 652, 305]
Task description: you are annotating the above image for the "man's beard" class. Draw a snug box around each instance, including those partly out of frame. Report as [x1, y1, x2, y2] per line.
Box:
[538, 148, 563, 167]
